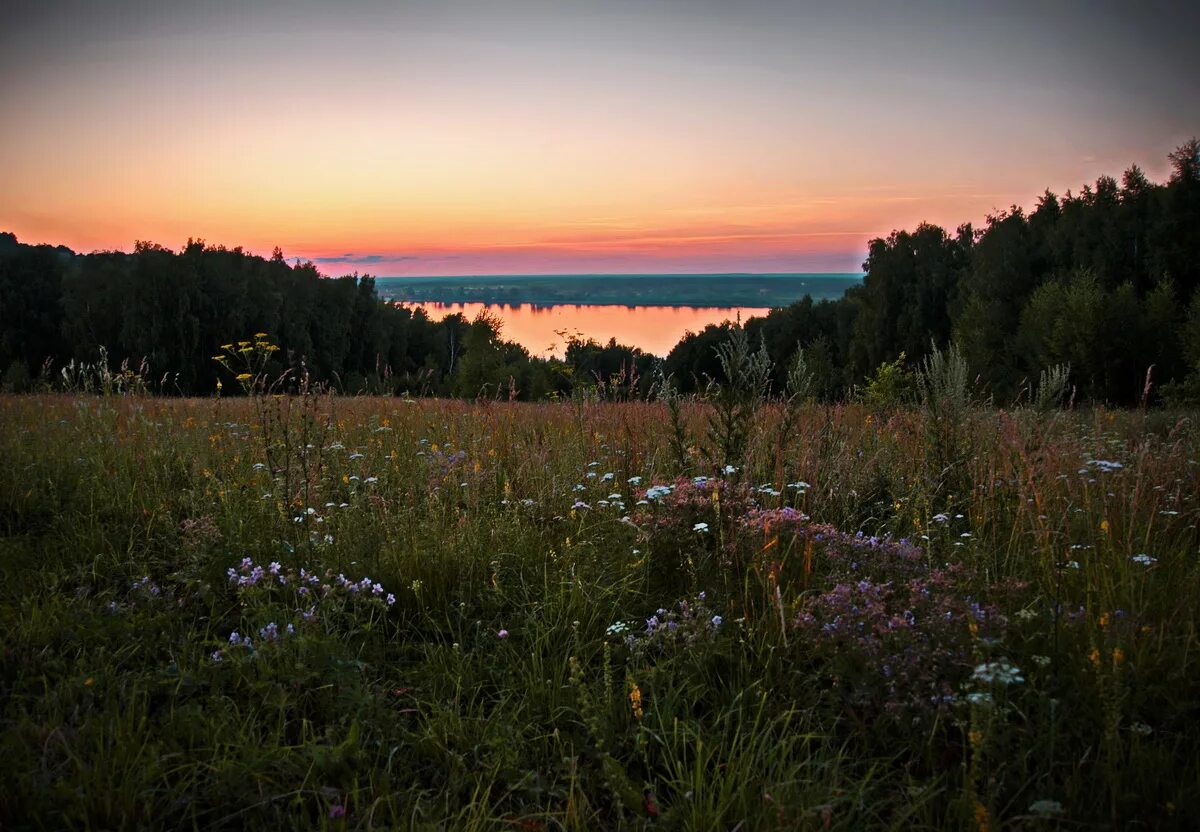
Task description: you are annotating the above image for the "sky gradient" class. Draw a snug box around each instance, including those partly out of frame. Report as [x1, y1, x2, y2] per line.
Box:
[2, 0, 1197, 275]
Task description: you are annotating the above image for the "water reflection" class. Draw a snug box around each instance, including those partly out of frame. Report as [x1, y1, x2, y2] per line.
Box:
[401, 302, 772, 357]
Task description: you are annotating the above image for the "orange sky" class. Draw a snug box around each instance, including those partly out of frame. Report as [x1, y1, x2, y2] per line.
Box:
[1, 1, 1196, 275]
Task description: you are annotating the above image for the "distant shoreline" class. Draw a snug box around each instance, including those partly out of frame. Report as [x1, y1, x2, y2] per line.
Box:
[374, 273, 864, 309]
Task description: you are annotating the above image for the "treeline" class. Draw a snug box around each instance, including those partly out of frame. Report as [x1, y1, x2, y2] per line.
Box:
[2, 140, 1198, 404]
[0, 237, 592, 399]
[666, 140, 1200, 406]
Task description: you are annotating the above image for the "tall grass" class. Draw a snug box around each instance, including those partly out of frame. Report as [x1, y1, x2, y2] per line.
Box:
[0, 393, 1197, 829]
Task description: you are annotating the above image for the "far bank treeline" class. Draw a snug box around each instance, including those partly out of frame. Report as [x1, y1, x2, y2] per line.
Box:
[2, 140, 1199, 405]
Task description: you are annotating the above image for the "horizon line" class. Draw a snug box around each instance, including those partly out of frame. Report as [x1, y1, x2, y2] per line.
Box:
[368, 271, 867, 279]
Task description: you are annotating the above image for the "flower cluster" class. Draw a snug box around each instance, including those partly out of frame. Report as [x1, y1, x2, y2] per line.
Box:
[212, 557, 398, 664]
[742, 507, 927, 585]
[793, 568, 1012, 718]
[613, 593, 726, 657]
[225, 556, 397, 607]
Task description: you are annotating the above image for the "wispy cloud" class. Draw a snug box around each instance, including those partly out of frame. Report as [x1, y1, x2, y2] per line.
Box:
[309, 253, 416, 265]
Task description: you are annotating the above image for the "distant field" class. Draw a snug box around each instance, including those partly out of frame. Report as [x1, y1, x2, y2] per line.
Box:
[374, 273, 863, 307]
[1, 394, 1197, 829]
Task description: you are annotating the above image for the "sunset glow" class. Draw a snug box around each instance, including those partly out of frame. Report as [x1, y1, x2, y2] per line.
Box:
[2, 1, 1196, 274]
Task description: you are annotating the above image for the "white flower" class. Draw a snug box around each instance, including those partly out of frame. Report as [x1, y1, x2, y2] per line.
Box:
[1131, 553, 1157, 566]
[972, 660, 1024, 685]
[693, 522, 709, 533]
[1028, 800, 1063, 817]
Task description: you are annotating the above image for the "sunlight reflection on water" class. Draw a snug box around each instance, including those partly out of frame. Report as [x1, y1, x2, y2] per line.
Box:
[401, 302, 772, 357]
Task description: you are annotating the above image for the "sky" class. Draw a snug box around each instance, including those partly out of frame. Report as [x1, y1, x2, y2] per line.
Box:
[1, 0, 1197, 276]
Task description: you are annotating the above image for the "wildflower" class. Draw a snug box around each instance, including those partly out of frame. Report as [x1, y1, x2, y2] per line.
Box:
[235, 373, 252, 381]
[1112, 647, 1126, 666]
[1131, 722, 1153, 736]
[972, 660, 1023, 685]
[974, 801, 991, 832]
[1131, 553, 1157, 566]
[1028, 800, 1063, 818]
[628, 682, 644, 720]
[386, 593, 396, 606]
[497, 629, 509, 639]
[329, 805, 346, 820]
[1088, 647, 1101, 666]
[692, 522, 709, 533]
[211, 650, 223, 663]
[710, 615, 723, 628]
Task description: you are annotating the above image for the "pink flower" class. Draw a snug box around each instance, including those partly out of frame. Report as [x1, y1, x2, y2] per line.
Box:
[329, 804, 346, 819]
[497, 629, 509, 639]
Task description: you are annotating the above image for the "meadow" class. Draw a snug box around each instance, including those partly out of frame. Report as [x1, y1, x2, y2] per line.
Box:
[1, 388, 1198, 829]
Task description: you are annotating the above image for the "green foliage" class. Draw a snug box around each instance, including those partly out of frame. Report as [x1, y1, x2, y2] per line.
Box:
[916, 341, 971, 412]
[856, 352, 913, 411]
[1034, 363, 1072, 411]
[703, 326, 772, 470]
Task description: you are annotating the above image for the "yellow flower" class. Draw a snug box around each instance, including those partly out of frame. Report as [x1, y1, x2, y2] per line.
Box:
[254, 332, 268, 338]
[1100, 519, 1110, 534]
[221, 344, 234, 350]
[212, 355, 225, 361]
[236, 373, 252, 381]
[84, 677, 94, 687]
[1112, 647, 1126, 666]
[1089, 647, 1101, 667]
[974, 801, 991, 832]
[628, 682, 644, 720]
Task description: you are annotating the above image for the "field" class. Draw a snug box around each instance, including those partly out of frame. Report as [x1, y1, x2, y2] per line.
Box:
[1, 394, 1198, 829]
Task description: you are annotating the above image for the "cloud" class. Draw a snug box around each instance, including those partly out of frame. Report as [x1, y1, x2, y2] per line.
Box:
[308, 253, 417, 265]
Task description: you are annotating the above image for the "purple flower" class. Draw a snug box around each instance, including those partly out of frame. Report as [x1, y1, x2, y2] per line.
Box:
[497, 629, 509, 639]
[329, 804, 346, 819]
